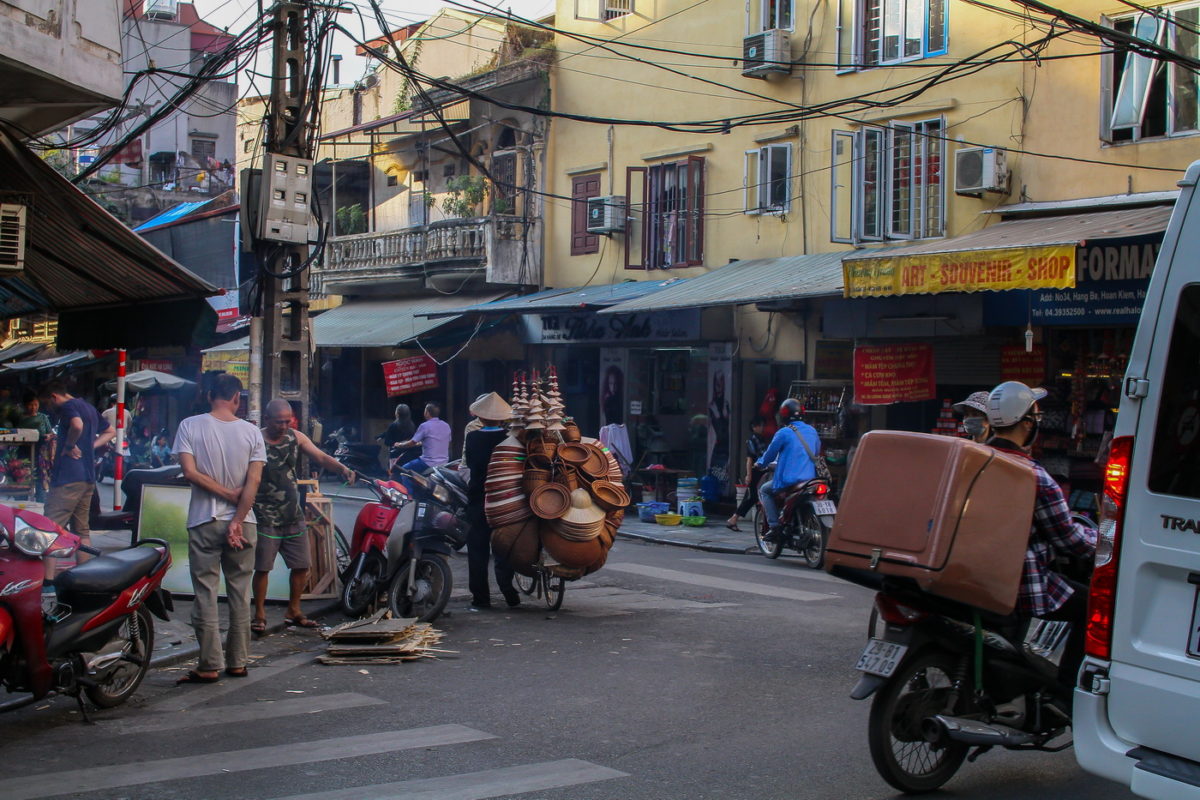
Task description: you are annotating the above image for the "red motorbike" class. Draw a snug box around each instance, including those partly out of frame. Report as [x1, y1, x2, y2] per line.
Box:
[0, 504, 172, 718]
[340, 479, 411, 617]
[753, 473, 838, 569]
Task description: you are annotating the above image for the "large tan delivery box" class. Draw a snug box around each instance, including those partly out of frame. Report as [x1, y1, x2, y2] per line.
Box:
[825, 431, 1037, 614]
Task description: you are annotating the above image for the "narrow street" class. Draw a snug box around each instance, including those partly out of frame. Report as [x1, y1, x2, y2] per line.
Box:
[0, 519, 1131, 800]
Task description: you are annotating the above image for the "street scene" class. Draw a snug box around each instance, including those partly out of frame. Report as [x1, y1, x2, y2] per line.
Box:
[2, 0, 1200, 798]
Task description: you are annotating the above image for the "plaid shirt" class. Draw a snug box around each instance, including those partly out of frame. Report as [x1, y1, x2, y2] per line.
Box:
[991, 439, 1097, 616]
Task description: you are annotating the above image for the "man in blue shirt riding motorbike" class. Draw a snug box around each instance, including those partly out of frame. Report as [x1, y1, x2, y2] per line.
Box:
[755, 398, 821, 542]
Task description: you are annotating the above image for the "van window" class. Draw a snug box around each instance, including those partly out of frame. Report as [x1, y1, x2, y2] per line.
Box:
[1149, 284, 1200, 497]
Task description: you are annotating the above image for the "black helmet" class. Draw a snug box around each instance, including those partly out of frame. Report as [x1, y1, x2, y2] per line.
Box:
[778, 397, 803, 425]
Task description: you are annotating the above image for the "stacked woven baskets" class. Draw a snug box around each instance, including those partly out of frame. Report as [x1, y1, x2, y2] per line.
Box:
[487, 368, 626, 578]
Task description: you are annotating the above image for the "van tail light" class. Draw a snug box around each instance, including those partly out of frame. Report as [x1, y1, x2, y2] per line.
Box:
[875, 592, 928, 625]
[1086, 435, 1133, 661]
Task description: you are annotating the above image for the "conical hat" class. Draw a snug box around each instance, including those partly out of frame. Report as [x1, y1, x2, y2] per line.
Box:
[470, 392, 513, 422]
[561, 488, 605, 525]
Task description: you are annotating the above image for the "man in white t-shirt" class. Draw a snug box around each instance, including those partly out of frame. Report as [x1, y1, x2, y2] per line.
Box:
[172, 374, 266, 684]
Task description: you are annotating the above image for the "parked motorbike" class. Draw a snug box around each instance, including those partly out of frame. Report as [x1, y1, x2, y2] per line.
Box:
[331, 430, 387, 480]
[383, 466, 468, 622]
[752, 472, 837, 568]
[0, 504, 173, 718]
[832, 563, 1085, 793]
[88, 464, 187, 539]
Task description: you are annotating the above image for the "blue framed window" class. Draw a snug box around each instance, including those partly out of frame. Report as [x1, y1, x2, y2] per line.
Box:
[838, 0, 947, 70]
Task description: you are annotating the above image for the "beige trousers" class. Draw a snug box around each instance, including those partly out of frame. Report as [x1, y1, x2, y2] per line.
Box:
[187, 519, 257, 672]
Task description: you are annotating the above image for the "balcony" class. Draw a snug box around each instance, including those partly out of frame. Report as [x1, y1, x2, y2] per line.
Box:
[317, 215, 539, 295]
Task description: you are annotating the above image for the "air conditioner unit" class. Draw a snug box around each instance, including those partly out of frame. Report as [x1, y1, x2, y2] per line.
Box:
[954, 147, 1009, 196]
[742, 29, 792, 78]
[143, 0, 179, 21]
[586, 195, 626, 234]
[0, 204, 26, 273]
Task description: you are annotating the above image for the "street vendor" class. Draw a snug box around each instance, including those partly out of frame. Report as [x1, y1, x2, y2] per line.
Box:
[463, 392, 519, 610]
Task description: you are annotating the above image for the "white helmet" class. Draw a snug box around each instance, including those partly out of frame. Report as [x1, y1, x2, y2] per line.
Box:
[986, 381, 1048, 428]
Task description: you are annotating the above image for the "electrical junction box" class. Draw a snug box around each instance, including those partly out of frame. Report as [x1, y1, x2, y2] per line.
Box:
[257, 153, 314, 244]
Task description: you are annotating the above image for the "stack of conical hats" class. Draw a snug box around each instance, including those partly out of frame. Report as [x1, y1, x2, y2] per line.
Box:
[486, 365, 625, 579]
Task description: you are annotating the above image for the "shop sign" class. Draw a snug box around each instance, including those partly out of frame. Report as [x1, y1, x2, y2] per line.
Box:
[207, 291, 240, 321]
[520, 310, 700, 344]
[1000, 345, 1046, 385]
[382, 355, 438, 396]
[201, 350, 248, 383]
[983, 235, 1159, 327]
[843, 245, 1076, 298]
[139, 359, 175, 374]
[853, 343, 936, 404]
[814, 340, 854, 380]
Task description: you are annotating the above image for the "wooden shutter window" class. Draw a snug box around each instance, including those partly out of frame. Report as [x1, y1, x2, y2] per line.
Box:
[570, 173, 601, 255]
[625, 166, 646, 269]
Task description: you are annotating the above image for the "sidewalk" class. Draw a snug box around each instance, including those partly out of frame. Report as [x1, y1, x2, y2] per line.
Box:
[616, 516, 759, 555]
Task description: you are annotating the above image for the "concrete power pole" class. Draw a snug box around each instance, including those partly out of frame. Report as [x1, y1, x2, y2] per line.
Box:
[251, 1, 313, 427]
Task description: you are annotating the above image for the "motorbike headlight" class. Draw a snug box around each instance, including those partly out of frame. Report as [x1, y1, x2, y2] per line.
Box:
[431, 484, 451, 504]
[12, 518, 59, 557]
[382, 485, 408, 506]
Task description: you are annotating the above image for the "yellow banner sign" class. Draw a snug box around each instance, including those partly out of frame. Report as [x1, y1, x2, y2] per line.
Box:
[201, 350, 249, 383]
[842, 245, 1077, 298]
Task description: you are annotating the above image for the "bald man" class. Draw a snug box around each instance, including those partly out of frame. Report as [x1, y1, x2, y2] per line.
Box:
[252, 399, 354, 632]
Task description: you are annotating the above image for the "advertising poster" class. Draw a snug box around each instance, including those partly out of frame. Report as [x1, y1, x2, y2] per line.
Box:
[382, 355, 439, 397]
[1000, 345, 1046, 386]
[707, 342, 734, 488]
[853, 343, 936, 404]
[843, 245, 1076, 298]
[599, 348, 627, 426]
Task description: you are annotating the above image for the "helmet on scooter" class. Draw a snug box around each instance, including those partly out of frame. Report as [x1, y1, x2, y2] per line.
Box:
[986, 381, 1048, 428]
[778, 397, 803, 425]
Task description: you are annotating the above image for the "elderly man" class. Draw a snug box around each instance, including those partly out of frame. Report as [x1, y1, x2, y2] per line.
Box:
[252, 399, 354, 633]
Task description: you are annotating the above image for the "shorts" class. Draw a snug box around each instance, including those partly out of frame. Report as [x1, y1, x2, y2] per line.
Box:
[254, 524, 311, 571]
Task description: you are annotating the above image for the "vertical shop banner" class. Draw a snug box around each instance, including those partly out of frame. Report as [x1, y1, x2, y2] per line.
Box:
[382, 355, 439, 397]
[854, 343, 936, 404]
[599, 348, 627, 426]
[1000, 345, 1046, 386]
[707, 342, 734, 488]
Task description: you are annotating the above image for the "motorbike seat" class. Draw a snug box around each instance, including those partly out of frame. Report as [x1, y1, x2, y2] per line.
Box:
[437, 468, 468, 491]
[55, 547, 161, 595]
[90, 510, 134, 530]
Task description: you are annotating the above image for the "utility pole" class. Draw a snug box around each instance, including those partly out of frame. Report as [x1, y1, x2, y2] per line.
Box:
[251, 1, 313, 427]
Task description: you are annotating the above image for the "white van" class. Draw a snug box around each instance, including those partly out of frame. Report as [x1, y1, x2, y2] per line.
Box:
[1074, 161, 1200, 798]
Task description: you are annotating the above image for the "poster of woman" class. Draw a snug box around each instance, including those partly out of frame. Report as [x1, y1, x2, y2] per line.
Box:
[707, 343, 733, 489]
[600, 348, 627, 426]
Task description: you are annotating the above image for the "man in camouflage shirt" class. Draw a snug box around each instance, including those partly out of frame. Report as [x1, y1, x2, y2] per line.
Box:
[252, 399, 354, 632]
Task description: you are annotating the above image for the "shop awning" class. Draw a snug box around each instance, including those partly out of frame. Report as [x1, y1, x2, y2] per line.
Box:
[841, 206, 1173, 299]
[0, 340, 46, 363]
[1, 352, 88, 372]
[598, 253, 846, 314]
[312, 293, 505, 347]
[0, 131, 219, 348]
[429, 279, 685, 318]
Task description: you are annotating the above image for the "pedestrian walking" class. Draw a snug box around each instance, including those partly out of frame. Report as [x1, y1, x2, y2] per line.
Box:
[725, 417, 768, 531]
[462, 392, 518, 609]
[953, 391, 993, 443]
[392, 402, 451, 473]
[252, 399, 355, 634]
[172, 374, 266, 684]
[40, 381, 113, 575]
[378, 403, 416, 479]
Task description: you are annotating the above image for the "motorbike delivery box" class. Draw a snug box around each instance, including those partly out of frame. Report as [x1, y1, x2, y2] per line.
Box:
[824, 430, 1036, 614]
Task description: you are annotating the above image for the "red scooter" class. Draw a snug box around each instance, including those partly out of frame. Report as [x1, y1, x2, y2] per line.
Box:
[0, 504, 172, 718]
[340, 479, 412, 617]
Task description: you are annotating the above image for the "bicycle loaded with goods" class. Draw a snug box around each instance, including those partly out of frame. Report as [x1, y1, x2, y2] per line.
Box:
[486, 369, 626, 611]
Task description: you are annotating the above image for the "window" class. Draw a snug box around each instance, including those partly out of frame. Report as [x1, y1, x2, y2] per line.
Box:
[242, 138, 253, 154]
[1104, 6, 1200, 141]
[744, 144, 793, 213]
[571, 173, 602, 255]
[191, 138, 216, 163]
[576, 0, 633, 20]
[386, 174, 398, 187]
[830, 119, 944, 243]
[837, 0, 947, 70]
[1150, 284, 1200, 496]
[603, 0, 633, 20]
[625, 157, 705, 269]
[761, 0, 793, 30]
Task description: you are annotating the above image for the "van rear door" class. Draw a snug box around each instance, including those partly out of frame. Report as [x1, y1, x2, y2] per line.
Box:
[1106, 163, 1200, 764]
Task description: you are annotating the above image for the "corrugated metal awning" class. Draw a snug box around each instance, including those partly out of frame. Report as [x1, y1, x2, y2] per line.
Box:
[430, 280, 682, 318]
[0, 340, 46, 363]
[1, 352, 87, 372]
[598, 253, 846, 314]
[312, 293, 505, 347]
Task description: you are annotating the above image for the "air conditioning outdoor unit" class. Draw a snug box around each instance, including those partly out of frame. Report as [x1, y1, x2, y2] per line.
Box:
[0, 204, 27, 273]
[742, 29, 792, 78]
[586, 195, 626, 234]
[143, 0, 179, 21]
[954, 147, 1009, 196]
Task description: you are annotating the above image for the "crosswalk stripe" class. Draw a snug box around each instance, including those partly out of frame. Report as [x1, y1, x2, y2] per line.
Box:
[0, 725, 495, 800]
[151, 649, 318, 713]
[273, 758, 629, 800]
[686, 557, 845, 585]
[605, 562, 838, 602]
[104, 692, 385, 735]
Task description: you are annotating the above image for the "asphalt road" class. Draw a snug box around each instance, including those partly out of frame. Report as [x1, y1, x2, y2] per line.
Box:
[0, 495, 1135, 799]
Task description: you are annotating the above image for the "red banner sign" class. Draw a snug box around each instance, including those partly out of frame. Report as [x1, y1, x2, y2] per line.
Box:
[853, 343, 936, 405]
[139, 359, 175, 374]
[1000, 345, 1046, 386]
[382, 355, 438, 397]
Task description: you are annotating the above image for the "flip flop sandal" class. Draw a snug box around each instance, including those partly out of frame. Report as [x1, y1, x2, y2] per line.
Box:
[251, 617, 267, 635]
[284, 616, 320, 629]
[725, 522, 741, 532]
[224, 667, 249, 678]
[176, 670, 220, 685]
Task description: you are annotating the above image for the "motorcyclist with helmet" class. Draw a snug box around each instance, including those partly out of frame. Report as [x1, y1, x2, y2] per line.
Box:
[985, 380, 1097, 694]
[754, 398, 821, 543]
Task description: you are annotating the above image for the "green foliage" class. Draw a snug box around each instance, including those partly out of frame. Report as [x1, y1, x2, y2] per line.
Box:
[441, 175, 487, 218]
[335, 203, 367, 235]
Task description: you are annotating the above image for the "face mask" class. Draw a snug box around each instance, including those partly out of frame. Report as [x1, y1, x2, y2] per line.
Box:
[963, 417, 987, 439]
[1024, 417, 1040, 448]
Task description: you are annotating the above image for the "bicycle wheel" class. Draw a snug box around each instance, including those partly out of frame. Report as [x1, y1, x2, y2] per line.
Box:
[515, 571, 538, 596]
[544, 574, 565, 611]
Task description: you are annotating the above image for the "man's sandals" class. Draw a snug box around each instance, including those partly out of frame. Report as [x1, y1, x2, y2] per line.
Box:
[251, 617, 267, 635]
[176, 666, 247, 684]
[284, 615, 320, 629]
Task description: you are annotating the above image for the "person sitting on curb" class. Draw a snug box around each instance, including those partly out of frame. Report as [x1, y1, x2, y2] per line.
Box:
[252, 399, 355, 634]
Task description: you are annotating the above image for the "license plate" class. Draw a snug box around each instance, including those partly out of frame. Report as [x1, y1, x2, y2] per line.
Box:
[812, 500, 837, 516]
[856, 639, 909, 677]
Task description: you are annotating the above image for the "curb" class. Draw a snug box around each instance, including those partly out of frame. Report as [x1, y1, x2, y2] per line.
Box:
[616, 529, 757, 555]
[149, 599, 342, 669]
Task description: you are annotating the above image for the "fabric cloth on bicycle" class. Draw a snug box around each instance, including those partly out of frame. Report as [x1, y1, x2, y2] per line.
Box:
[755, 420, 820, 488]
[254, 428, 302, 530]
